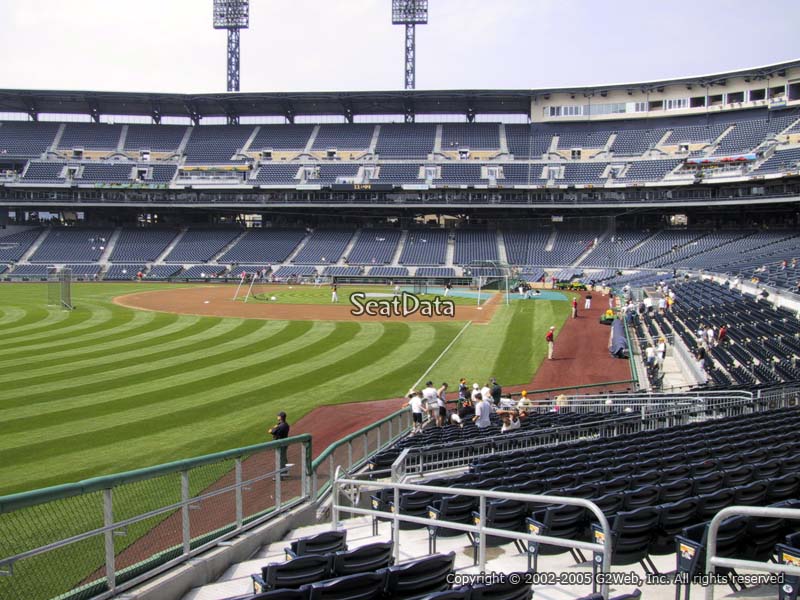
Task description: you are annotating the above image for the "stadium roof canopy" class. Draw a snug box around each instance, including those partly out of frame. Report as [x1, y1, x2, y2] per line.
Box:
[0, 59, 796, 123]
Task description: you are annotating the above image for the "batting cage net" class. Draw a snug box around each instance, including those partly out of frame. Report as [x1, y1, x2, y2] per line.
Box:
[47, 267, 74, 310]
[413, 281, 428, 295]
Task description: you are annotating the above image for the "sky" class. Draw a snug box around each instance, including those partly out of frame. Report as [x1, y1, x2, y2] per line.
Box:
[0, 0, 798, 94]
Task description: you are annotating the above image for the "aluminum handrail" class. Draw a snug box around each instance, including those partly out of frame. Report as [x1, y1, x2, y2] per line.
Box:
[705, 505, 800, 600]
[332, 475, 613, 599]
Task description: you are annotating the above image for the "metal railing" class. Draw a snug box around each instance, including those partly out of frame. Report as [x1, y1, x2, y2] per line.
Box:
[705, 506, 800, 600]
[0, 435, 312, 600]
[311, 406, 412, 501]
[331, 475, 614, 599]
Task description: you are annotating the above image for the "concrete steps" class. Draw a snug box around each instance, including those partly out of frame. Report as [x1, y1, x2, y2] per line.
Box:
[98, 227, 122, 264]
[153, 228, 187, 265]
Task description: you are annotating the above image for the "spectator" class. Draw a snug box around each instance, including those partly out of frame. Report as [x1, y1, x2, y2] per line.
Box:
[472, 394, 492, 429]
[480, 382, 492, 406]
[656, 337, 667, 367]
[717, 324, 728, 346]
[269, 412, 291, 472]
[490, 377, 502, 405]
[470, 382, 482, 404]
[407, 391, 426, 433]
[436, 382, 449, 427]
[422, 381, 438, 423]
[457, 378, 468, 406]
[499, 409, 521, 433]
[452, 397, 475, 426]
[517, 390, 533, 411]
[645, 344, 656, 368]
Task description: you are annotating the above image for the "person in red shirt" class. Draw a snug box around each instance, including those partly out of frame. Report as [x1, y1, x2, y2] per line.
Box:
[546, 326, 555, 359]
[571, 297, 578, 319]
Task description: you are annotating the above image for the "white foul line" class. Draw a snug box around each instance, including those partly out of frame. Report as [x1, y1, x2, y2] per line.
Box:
[410, 320, 473, 392]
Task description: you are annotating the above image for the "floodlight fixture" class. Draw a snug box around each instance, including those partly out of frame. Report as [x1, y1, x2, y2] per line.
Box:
[392, 0, 428, 24]
[213, 0, 249, 97]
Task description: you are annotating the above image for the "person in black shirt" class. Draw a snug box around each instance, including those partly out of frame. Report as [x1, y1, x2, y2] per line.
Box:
[270, 412, 291, 471]
[490, 378, 502, 406]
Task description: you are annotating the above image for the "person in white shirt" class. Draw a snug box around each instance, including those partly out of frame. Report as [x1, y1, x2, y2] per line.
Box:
[706, 326, 715, 347]
[470, 383, 482, 404]
[473, 395, 492, 429]
[480, 383, 492, 406]
[500, 410, 521, 433]
[656, 338, 667, 366]
[645, 344, 656, 367]
[407, 391, 426, 433]
[422, 381, 438, 424]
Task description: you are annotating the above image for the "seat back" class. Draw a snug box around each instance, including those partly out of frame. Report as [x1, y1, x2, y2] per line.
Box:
[251, 589, 309, 600]
[289, 531, 347, 559]
[381, 552, 456, 599]
[260, 555, 332, 591]
[469, 578, 533, 600]
[332, 542, 394, 577]
[306, 571, 386, 600]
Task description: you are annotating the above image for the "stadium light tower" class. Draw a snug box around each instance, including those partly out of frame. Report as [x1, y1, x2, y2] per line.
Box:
[392, 0, 428, 92]
[213, 0, 249, 94]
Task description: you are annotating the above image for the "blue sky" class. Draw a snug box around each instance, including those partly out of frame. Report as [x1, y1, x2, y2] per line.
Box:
[0, 0, 797, 93]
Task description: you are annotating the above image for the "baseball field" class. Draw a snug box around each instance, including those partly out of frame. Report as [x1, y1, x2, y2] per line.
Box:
[0, 282, 572, 497]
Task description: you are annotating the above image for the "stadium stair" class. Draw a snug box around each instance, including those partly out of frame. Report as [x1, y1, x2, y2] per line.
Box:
[117, 125, 128, 152]
[153, 227, 188, 265]
[544, 228, 557, 252]
[17, 228, 50, 264]
[445, 231, 455, 267]
[210, 230, 249, 264]
[368, 125, 380, 155]
[496, 230, 509, 265]
[304, 126, 320, 154]
[238, 126, 261, 157]
[498, 123, 510, 155]
[177, 127, 193, 155]
[389, 230, 408, 267]
[48, 123, 66, 153]
[573, 227, 611, 268]
[707, 125, 737, 155]
[98, 227, 122, 264]
[284, 231, 313, 264]
[338, 230, 362, 266]
[433, 124, 443, 154]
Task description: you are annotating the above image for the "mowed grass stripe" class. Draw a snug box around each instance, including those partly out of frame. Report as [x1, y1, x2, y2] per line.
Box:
[0, 319, 364, 442]
[0, 305, 70, 333]
[0, 312, 194, 372]
[0, 321, 373, 465]
[0, 318, 303, 411]
[1, 308, 155, 358]
[0, 307, 165, 361]
[0, 303, 113, 347]
[0, 315, 217, 381]
[0, 317, 263, 398]
[0, 321, 284, 418]
[0, 306, 27, 326]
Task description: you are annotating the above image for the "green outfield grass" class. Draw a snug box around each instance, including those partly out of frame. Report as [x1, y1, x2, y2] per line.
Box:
[0, 283, 569, 497]
[249, 284, 488, 305]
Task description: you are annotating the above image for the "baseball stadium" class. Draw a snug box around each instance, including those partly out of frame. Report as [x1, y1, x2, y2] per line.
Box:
[1, 2, 800, 599]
